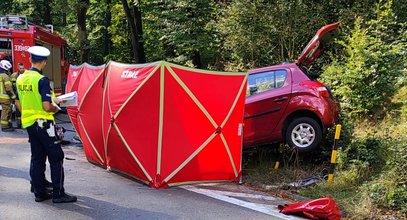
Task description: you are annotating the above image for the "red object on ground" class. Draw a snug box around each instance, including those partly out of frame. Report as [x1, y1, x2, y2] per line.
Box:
[66, 61, 247, 188]
[278, 196, 341, 220]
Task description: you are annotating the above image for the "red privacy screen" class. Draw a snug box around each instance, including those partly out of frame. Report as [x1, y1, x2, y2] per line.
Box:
[66, 61, 247, 188]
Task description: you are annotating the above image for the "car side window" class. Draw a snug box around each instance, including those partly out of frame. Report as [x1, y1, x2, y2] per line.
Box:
[247, 70, 287, 96]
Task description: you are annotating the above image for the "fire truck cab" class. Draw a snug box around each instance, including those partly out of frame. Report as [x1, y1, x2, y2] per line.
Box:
[0, 15, 68, 94]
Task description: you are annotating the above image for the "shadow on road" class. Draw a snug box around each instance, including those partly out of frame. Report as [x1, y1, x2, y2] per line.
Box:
[0, 165, 30, 181]
[42, 195, 178, 219]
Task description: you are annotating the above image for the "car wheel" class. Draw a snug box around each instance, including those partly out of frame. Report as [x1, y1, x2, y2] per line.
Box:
[285, 117, 322, 153]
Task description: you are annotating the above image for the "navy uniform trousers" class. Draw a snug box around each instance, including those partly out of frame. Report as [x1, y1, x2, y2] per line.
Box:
[27, 121, 65, 198]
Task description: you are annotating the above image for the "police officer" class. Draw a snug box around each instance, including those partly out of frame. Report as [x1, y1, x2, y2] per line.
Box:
[11, 62, 53, 193]
[15, 46, 77, 203]
[10, 62, 25, 128]
[0, 59, 15, 132]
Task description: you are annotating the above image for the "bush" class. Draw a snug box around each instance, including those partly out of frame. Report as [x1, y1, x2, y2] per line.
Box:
[321, 1, 406, 119]
[339, 136, 387, 169]
[331, 113, 354, 149]
[365, 141, 407, 213]
[299, 2, 406, 217]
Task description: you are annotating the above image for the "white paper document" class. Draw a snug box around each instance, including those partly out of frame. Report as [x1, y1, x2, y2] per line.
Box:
[56, 91, 78, 107]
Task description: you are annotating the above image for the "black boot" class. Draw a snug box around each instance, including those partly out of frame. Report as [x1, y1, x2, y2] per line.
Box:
[35, 192, 52, 202]
[45, 179, 52, 188]
[1, 127, 14, 132]
[30, 179, 53, 193]
[53, 193, 77, 203]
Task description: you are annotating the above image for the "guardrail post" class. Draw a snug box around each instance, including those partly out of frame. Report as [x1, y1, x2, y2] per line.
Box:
[274, 143, 285, 170]
[328, 124, 341, 187]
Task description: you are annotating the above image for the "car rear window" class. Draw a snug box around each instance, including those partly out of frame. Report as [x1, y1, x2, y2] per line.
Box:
[247, 70, 287, 96]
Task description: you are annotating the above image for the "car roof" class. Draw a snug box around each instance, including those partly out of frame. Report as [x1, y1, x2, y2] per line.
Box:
[248, 63, 297, 74]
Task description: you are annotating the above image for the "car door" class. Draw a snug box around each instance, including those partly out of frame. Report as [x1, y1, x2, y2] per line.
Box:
[244, 68, 292, 146]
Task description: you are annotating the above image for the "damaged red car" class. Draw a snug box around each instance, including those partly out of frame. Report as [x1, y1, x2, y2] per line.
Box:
[243, 22, 341, 153]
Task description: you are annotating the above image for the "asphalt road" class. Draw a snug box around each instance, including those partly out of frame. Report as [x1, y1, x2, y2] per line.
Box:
[0, 113, 303, 220]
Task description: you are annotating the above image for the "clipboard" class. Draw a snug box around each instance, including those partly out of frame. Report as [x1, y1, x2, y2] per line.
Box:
[56, 91, 78, 107]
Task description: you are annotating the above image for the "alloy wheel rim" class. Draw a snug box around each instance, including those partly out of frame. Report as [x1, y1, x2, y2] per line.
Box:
[291, 123, 315, 148]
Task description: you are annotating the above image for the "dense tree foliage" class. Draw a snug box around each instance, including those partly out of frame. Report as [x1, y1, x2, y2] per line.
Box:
[2, 0, 405, 69]
[142, 0, 215, 68]
[322, 1, 406, 117]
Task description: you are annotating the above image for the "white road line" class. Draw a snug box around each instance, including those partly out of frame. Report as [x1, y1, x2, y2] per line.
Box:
[206, 189, 277, 201]
[180, 185, 303, 220]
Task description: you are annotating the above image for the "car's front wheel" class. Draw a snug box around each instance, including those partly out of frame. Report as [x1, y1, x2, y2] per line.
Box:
[285, 117, 322, 153]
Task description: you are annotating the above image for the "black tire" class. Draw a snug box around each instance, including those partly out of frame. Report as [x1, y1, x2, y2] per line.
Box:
[285, 117, 322, 153]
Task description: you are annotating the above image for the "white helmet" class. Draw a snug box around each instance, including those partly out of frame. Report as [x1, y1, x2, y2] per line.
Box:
[0, 60, 12, 71]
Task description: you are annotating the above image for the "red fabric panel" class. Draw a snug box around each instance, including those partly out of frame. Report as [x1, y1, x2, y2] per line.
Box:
[159, 65, 245, 186]
[104, 62, 159, 181]
[76, 64, 106, 166]
[66, 65, 83, 93]
[160, 66, 216, 183]
[170, 66, 246, 125]
[66, 65, 84, 133]
[114, 69, 161, 181]
[166, 135, 237, 185]
[104, 63, 157, 116]
[217, 89, 246, 175]
[105, 127, 149, 183]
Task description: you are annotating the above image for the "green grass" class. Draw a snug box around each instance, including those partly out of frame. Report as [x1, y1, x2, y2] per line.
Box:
[243, 84, 407, 218]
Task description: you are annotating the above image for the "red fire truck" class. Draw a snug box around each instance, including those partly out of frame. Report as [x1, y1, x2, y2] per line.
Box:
[0, 15, 69, 94]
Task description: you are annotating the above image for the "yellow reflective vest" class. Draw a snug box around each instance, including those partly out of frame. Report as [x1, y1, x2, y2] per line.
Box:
[10, 71, 21, 93]
[16, 70, 54, 128]
[0, 72, 14, 101]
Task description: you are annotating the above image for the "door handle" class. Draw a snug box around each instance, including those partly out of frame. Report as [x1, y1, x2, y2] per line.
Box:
[273, 97, 288, 102]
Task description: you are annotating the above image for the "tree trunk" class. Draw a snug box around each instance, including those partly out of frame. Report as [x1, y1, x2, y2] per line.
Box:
[62, 0, 67, 26]
[103, 0, 112, 58]
[43, 0, 52, 24]
[133, 2, 146, 63]
[192, 50, 202, 68]
[121, 0, 145, 63]
[77, 0, 90, 63]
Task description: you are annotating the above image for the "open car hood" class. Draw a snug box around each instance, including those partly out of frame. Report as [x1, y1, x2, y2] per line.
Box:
[297, 22, 340, 67]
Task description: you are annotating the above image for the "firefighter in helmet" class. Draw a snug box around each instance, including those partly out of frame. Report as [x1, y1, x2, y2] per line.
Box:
[10, 62, 26, 128]
[0, 59, 15, 132]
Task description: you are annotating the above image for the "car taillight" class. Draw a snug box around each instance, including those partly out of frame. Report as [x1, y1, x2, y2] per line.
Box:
[316, 86, 330, 98]
[300, 81, 330, 98]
